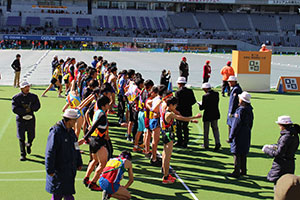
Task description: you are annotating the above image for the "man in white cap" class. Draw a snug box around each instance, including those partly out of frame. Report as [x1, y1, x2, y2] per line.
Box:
[12, 81, 41, 161]
[227, 76, 242, 135]
[174, 77, 196, 148]
[198, 83, 221, 151]
[262, 116, 300, 186]
[227, 91, 253, 178]
[45, 109, 83, 200]
[259, 44, 270, 52]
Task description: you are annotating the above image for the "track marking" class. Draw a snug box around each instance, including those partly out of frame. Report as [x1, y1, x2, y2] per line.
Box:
[157, 151, 199, 200]
[0, 115, 13, 142]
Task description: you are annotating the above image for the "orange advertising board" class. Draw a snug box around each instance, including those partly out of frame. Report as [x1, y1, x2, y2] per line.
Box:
[232, 51, 272, 74]
[277, 76, 300, 92]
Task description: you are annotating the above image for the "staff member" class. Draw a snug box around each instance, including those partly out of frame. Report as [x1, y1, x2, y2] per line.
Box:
[179, 57, 189, 82]
[11, 54, 21, 88]
[199, 83, 221, 151]
[262, 116, 300, 185]
[220, 61, 235, 97]
[45, 109, 83, 200]
[227, 76, 242, 134]
[12, 81, 41, 161]
[227, 91, 253, 178]
[203, 60, 211, 83]
[175, 77, 196, 148]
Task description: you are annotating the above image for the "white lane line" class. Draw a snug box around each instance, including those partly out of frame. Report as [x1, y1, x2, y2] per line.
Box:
[0, 115, 13, 142]
[0, 170, 45, 174]
[157, 151, 199, 200]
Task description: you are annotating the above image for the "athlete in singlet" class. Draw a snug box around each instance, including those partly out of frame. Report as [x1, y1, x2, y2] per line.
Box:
[62, 81, 83, 138]
[100, 151, 134, 200]
[41, 59, 64, 98]
[83, 95, 111, 191]
[161, 96, 201, 183]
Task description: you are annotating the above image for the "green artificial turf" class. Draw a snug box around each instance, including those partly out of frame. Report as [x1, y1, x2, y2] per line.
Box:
[0, 86, 299, 200]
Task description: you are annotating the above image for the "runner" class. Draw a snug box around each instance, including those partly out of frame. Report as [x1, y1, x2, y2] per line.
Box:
[161, 96, 201, 183]
[41, 59, 64, 98]
[100, 151, 134, 200]
[83, 95, 111, 191]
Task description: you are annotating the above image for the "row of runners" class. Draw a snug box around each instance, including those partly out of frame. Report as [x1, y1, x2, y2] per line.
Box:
[41, 55, 202, 199]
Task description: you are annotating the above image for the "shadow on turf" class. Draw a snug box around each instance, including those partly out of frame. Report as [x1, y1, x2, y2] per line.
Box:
[0, 97, 12, 101]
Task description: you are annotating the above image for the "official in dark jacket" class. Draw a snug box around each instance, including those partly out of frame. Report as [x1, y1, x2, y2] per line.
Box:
[227, 92, 253, 178]
[179, 57, 189, 81]
[262, 116, 300, 185]
[175, 77, 196, 148]
[227, 76, 242, 132]
[11, 54, 21, 87]
[45, 109, 83, 200]
[12, 81, 41, 161]
[199, 83, 221, 151]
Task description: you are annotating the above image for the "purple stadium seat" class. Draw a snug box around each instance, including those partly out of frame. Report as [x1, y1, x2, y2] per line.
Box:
[126, 16, 132, 29]
[118, 16, 124, 28]
[145, 17, 152, 29]
[77, 18, 91, 28]
[131, 16, 138, 29]
[99, 16, 104, 28]
[140, 17, 147, 29]
[58, 17, 72, 27]
[6, 16, 22, 26]
[113, 16, 118, 28]
[154, 17, 161, 30]
[26, 17, 40, 26]
[159, 17, 167, 30]
[104, 16, 109, 28]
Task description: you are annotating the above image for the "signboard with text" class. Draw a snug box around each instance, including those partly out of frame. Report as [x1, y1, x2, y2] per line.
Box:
[3, 35, 93, 42]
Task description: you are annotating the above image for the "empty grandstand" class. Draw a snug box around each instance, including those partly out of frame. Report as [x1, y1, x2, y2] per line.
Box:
[0, 0, 300, 52]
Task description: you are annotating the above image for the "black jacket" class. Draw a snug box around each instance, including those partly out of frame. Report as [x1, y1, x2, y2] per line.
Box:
[199, 89, 220, 122]
[160, 74, 170, 87]
[11, 59, 21, 72]
[179, 61, 189, 78]
[175, 86, 196, 117]
[265, 125, 300, 183]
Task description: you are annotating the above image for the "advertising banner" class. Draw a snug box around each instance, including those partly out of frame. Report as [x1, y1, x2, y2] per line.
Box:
[3, 35, 93, 42]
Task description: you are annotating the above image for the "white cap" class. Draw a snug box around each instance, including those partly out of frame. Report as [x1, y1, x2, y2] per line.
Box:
[276, 115, 293, 125]
[202, 83, 211, 89]
[63, 109, 80, 119]
[20, 81, 31, 88]
[238, 91, 251, 103]
[176, 77, 187, 84]
[228, 76, 237, 82]
[262, 44, 266, 47]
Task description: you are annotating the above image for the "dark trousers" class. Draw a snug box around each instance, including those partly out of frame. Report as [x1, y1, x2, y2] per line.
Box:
[203, 77, 209, 83]
[203, 120, 220, 147]
[233, 154, 247, 175]
[117, 94, 126, 123]
[17, 119, 35, 156]
[176, 120, 189, 146]
[222, 81, 230, 96]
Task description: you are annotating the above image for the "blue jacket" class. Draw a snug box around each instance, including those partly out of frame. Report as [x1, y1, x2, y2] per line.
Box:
[229, 104, 254, 155]
[45, 120, 83, 195]
[265, 125, 300, 183]
[227, 84, 242, 126]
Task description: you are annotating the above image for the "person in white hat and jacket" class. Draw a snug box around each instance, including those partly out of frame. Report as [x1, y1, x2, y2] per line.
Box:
[227, 76, 242, 135]
[12, 81, 41, 161]
[227, 91, 253, 178]
[198, 83, 221, 151]
[262, 116, 300, 185]
[45, 108, 83, 200]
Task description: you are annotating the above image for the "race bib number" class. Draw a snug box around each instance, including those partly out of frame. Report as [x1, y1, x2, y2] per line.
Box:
[106, 159, 121, 168]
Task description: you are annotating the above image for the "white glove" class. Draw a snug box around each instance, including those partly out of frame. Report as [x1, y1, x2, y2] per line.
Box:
[262, 145, 268, 152]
